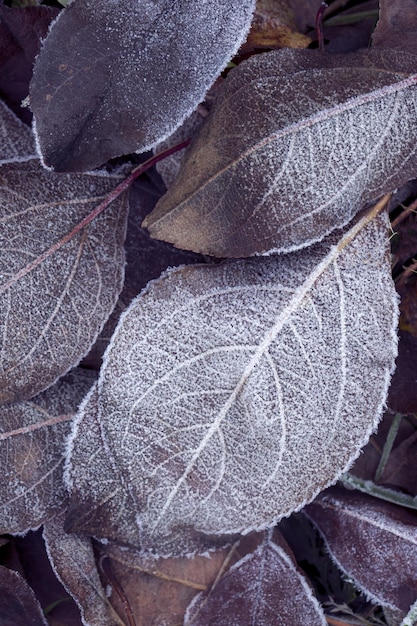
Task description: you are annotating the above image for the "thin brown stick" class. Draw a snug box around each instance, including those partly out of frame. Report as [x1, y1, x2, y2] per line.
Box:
[0, 139, 191, 297]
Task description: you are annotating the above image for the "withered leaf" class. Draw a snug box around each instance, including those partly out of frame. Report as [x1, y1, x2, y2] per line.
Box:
[144, 47, 417, 257]
[0, 105, 128, 402]
[43, 509, 124, 626]
[0, 369, 95, 535]
[0, 565, 47, 626]
[102, 533, 263, 626]
[29, 0, 256, 172]
[305, 487, 417, 612]
[66, 208, 398, 556]
[184, 529, 326, 626]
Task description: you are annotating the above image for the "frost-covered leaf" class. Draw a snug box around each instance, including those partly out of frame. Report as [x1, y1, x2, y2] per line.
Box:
[305, 487, 417, 612]
[43, 509, 123, 626]
[0, 565, 47, 626]
[29, 0, 256, 172]
[66, 207, 398, 556]
[0, 369, 95, 535]
[0, 156, 128, 403]
[184, 529, 326, 626]
[0, 99, 36, 163]
[144, 47, 417, 257]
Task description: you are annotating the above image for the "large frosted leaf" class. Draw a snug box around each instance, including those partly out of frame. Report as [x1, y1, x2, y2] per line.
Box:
[66, 207, 398, 556]
[185, 530, 326, 626]
[29, 0, 256, 172]
[144, 47, 417, 257]
[305, 487, 417, 612]
[0, 369, 95, 535]
[0, 157, 128, 403]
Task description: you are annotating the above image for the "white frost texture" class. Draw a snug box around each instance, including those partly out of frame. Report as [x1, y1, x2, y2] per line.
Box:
[66, 209, 399, 556]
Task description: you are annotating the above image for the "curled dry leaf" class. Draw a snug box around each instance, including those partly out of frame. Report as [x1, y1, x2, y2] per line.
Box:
[184, 529, 326, 626]
[29, 0, 256, 172]
[305, 486, 417, 613]
[43, 509, 124, 626]
[0, 104, 128, 402]
[66, 207, 398, 556]
[0, 369, 95, 535]
[0, 565, 47, 626]
[144, 48, 417, 257]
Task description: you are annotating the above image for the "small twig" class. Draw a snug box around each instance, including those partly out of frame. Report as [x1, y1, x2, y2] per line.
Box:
[391, 197, 417, 229]
[0, 139, 190, 297]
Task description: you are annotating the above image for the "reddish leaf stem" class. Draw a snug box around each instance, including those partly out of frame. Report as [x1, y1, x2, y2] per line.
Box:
[0, 139, 191, 296]
[316, 2, 328, 52]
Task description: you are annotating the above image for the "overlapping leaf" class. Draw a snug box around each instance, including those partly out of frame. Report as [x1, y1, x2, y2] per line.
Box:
[0, 565, 47, 626]
[144, 47, 417, 257]
[0, 369, 95, 535]
[65, 207, 398, 556]
[43, 509, 123, 626]
[185, 530, 326, 626]
[29, 0, 256, 172]
[305, 487, 417, 612]
[0, 104, 128, 402]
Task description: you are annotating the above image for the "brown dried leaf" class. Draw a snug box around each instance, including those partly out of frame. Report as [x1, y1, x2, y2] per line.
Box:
[144, 47, 417, 257]
[0, 369, 95, 535]
[184, 529, 326, 626]
[305, 487, 417, 612]
[0, 144, 128, 402]
[102, 533, 263, 626]
[43, 509, 124, 626]
[66, 208, 398, 556]
[240, 0, 311, 53]
[0, 564, 47, 626]
[30, 0, 256, 172]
